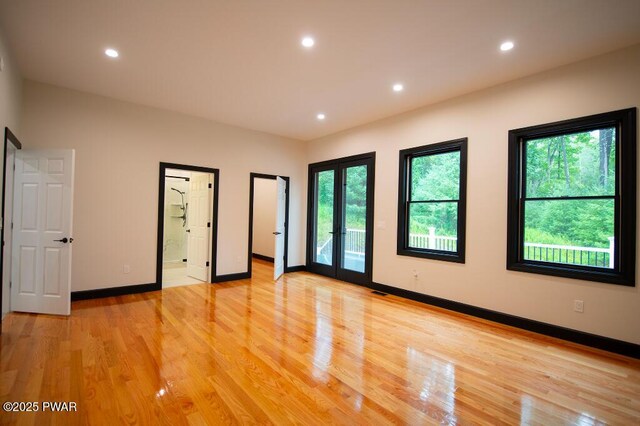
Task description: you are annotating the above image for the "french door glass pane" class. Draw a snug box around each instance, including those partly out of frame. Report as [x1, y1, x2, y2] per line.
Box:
[523, 199, 615, 268]
[408, 202, 458, 252]
[341, 165, 367, 273]
[314, 170, 334, 266]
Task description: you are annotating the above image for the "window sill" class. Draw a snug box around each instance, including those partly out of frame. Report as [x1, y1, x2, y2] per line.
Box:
[397, 248, 465, 264]
[506, 261, 634, 286]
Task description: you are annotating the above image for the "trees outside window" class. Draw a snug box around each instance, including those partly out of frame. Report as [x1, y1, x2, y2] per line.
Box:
[507, 108, 636, 285]
[397, 138, 467, 263]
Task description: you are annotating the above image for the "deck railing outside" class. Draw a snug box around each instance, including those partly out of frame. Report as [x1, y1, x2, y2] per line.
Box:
[318, 227, 614, 269]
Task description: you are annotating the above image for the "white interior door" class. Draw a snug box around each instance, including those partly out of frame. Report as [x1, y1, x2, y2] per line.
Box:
[12, 149, 75, 315]
[273, 177, 286, 280]
[187, 172, 211, 282]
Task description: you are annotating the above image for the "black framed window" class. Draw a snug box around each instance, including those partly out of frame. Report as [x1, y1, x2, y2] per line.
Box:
[507, 108, 636, 286]
[397, 138, 467, 263]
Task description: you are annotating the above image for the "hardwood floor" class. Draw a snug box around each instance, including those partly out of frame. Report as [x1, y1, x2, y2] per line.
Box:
[1, 259, 639, 425]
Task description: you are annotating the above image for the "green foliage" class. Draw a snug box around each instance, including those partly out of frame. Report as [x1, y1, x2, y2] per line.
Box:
[524, 200, 613, 248]
[411, 151, 460, 201]
[312, 128, 616, 267]
[408, 150, 460, 236]
[522, 228, 570, 246]
[315, 171, 334, 249]
[526, 128, 615, 198]
[344, 165, 367, 230]
[524, 128, 616, 250]
[314, 165, 369, 255]
[409, 202, 458, 236]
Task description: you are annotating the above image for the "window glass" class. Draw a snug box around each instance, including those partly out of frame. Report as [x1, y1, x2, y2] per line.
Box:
[398, 139, 467, 263]
[507, 108, 636, 286]
[525, 128, 616, 198]
[411, 152, 460, 201]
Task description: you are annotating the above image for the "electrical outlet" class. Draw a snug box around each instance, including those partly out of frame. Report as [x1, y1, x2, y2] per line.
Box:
[574, 299, 584, 313]
[123, 264, 131, 274]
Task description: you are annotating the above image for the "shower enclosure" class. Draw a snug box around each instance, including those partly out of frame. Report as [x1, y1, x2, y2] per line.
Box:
[163, 177, 190, 263]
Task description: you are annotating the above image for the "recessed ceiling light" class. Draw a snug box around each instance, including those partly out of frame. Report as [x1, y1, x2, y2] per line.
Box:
[500, 41, 514, 52]
[105, 48, 119, 58]
[301, 37, 315, 48]
[317, 113, 326, 120]
[393, 83, 404, 92]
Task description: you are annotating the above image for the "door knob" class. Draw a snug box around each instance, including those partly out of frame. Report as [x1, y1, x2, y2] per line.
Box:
[54, 237, 68, 243]
[273, 232, 282, 235]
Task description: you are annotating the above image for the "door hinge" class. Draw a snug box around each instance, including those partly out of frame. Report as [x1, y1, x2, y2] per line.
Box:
[207, 222, 211, 228]
[208, 183, 212, 189]
[206, 261, 210, 267]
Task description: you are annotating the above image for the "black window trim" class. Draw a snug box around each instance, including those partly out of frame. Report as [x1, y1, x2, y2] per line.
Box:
[506, 108, 637, 286]
[397, 138, 468, 263]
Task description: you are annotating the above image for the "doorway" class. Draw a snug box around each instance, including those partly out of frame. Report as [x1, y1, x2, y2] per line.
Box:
[306, 153, 375, 285]
[1, 128, 22, 320]
[156, 162, 219, 288]
[248, 173, 289, 280]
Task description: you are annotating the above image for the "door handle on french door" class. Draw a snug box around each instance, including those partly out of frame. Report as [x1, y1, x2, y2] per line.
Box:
[273, 232, 282, 235]
[54, 237, 69, 243]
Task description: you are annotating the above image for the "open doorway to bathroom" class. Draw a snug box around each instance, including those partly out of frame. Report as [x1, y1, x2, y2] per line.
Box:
[156, 162, 219, 289]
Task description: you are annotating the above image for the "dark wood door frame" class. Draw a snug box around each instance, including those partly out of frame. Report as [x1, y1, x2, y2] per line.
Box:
[1, 127, 23, 325]
[306, 152, 376, 286]
[248, 173, 290, 277]
[156, 162, 220, 289]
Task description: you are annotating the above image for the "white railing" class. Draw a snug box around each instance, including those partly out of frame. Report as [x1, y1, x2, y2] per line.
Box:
[318, 227, 614, 269]
[409, 227, 457, 252]
[344, 229, 366, 254]
[524, 237, 614, 268]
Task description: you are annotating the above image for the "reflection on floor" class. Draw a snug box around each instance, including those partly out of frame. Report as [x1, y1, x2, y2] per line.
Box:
[162, 262, 205, 288]
[1, 260, 639, 424]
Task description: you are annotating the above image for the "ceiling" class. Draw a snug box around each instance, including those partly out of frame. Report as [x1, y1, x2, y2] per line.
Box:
[1, 1, 640, 141]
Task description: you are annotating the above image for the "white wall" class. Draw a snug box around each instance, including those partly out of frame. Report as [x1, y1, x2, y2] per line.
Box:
[20, 81, 307, 291]
[0, 26, 22, 320]
[307, 44, 640, 345]
[0, 29, 21, 134]
[252, 178, 277, 258]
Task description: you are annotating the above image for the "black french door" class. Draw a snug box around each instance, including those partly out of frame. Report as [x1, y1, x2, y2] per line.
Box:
[306, 153, 375, 285]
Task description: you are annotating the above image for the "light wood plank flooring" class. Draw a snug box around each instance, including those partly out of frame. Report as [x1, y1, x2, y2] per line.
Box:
[1, 259, 639, 425]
